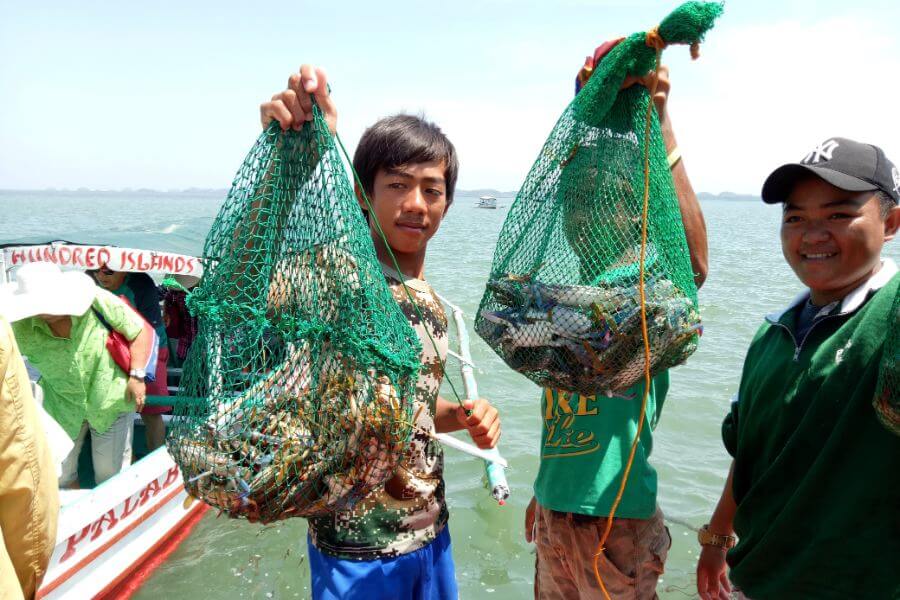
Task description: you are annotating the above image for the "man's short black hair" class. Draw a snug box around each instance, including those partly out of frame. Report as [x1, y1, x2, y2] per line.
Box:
[352, 114, 458, 205]
[876, 191, 897, 219]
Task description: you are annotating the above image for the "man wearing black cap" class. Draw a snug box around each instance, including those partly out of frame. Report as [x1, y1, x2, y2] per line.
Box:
[696, 137, 900, 599]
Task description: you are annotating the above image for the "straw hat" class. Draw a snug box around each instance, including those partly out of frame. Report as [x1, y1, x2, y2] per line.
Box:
[0, 262, 97, 322]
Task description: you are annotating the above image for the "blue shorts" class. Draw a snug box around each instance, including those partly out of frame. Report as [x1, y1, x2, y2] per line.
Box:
[307, 527, 459, 600]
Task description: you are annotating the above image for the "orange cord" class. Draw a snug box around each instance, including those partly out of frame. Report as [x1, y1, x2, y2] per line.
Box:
[591, 47, 662, 599]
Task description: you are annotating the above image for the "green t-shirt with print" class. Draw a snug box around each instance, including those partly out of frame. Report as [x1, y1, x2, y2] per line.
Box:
[533, 372, 668, 519]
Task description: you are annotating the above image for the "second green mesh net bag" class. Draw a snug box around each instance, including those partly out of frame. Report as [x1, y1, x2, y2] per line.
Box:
[874, 284, 899, 435]
[167, 105, 422, 523]
[476, 2, 722, 397]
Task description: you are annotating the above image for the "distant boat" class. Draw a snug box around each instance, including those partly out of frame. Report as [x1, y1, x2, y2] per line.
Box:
[477, 195, 497, 209]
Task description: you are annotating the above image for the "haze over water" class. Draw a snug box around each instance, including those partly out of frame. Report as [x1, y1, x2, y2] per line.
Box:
[2, 190, 896, 598]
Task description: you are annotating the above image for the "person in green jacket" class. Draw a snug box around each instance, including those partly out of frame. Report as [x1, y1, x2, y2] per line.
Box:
[697, 137, 900, 600]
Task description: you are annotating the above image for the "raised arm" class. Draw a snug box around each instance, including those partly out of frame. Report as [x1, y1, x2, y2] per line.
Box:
[641, 64, 708, 289]
[582, 41, 710, 290]
[655, 72, 708, 289]
[215, 65, 340, 305]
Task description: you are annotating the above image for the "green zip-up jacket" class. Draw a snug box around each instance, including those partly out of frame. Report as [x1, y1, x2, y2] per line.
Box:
[722, 260, 899, 600]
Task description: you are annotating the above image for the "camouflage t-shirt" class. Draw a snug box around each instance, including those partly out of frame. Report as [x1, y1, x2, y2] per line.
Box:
[307, 263, 449, 559]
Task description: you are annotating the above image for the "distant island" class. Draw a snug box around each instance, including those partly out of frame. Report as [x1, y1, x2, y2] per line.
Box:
[697, 191, 759, 202]
[0, 187, 523, 199]
[0, 187, 230, 197]
[0, 188, 759, 201]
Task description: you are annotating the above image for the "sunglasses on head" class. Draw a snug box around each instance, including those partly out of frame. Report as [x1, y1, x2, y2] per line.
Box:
[98, 267, 116, 276]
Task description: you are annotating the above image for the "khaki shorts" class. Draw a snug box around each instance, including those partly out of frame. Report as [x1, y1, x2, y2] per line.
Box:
[534, 503, 671, 600]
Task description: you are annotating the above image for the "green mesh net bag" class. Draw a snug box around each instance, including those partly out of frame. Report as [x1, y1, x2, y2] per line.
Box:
[167, 105, 422, 522]
[475, 2, 721, 397]
[874, 284, 899, 435]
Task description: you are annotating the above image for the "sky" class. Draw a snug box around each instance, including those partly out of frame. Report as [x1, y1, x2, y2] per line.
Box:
[1, 0, 898, 195]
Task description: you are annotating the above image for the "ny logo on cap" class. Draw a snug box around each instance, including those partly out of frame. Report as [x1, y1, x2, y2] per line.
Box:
[893, 166, 900, 196]
[802, 139, 840, 164]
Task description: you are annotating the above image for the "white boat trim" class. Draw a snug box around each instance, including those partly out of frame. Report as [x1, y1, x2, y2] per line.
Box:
[38, 448, 206, 599]
[2, 242, 203, 278]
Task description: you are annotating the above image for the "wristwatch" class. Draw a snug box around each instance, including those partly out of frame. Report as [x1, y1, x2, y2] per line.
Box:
[698, 524, 737, 549]
[129, 368, 147, 379]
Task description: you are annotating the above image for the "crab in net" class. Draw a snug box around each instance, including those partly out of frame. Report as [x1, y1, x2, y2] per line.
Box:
[477, 271, 700, 396]
[172, 342, 412, 522]
[171, 244, 415, 522]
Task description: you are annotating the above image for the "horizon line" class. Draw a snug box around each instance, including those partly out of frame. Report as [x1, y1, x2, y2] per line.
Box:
[0, 187, 759, 198]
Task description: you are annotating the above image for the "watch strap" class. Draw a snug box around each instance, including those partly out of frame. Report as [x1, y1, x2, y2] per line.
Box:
[698, 524, 736, 549]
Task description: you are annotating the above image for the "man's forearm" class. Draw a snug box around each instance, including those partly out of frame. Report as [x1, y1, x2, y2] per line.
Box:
[709, 460, 738, 535]
[661, 117, 709, 289]
[225, 132, 324, 303]
[434, 396, 464, 433]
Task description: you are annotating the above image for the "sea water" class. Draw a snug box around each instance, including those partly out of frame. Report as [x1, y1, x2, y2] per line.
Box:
[2, 190, 896, 598]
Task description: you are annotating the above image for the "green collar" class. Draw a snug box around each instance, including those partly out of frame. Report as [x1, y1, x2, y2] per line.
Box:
[766, 258, 898, 326]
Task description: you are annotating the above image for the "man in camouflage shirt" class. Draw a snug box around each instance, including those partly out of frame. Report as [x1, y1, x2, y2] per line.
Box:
[261, 65, 501, 599]
[309, 265, 451, 558]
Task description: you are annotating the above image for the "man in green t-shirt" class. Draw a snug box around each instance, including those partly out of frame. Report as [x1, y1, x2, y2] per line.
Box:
[697, 138, 900, 600]
[525, 40, 709, 599]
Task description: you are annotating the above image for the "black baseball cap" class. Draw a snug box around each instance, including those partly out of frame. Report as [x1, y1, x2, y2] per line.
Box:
[761, 137, 900, 205]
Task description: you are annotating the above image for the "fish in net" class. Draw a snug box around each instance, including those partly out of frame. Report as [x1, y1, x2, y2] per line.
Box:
[167, 105, 422, 523]
[874, 283, 899, 435]
[476, 1, 721, 397]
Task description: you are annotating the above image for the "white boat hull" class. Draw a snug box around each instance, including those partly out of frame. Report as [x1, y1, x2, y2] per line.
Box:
[37, 448, 206, 599]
